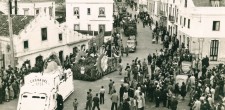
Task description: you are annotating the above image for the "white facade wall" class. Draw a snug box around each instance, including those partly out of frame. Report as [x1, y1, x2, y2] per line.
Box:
[0, 0, 55, 18]
[0, 1, 8, 14]
[178, 0, 225, 61]
[66, 0, 114, 32]
[0, 36, 12, 68]
[9, 14, 91, 67]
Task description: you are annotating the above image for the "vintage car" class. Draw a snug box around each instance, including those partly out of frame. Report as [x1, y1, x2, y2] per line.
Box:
[175, 75, 189, 88]
[126, 40, 136, 52]
[181, 61, 192, 74]
[17, 53, 74, 110]
[128, 35, 137, 45]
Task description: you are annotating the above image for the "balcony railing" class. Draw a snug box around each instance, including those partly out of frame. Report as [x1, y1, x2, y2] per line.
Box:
[169, 15, 175, 23]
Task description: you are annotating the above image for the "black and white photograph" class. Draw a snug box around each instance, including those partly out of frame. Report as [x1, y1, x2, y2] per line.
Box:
[0, 0, 225, 110]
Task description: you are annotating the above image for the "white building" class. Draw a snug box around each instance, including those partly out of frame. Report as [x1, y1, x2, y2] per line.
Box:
[178, 0, 225, 61]
[161, 0, 181, 36]
[149, 0, 161, 24]
[66, 0, 114, 37]
[0, 0, 55, 18]
[0, 14, 91, 68]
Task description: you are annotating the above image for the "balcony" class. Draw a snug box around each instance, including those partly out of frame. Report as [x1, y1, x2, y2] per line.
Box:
[169, 15, 175, 23]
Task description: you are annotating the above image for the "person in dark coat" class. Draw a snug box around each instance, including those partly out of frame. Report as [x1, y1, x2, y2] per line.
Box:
[174, 83, 180, 97]
[56, 94, 64, 110]
[147, 54, 152, 65]
[180, 82, 187, 100]
[119, 84, 125, 103]
[122, 99, 130, 110]
[161, 89, 168, 107]
[155, 87, 161, 107]
[92, 94, 100, 110]
[170, 96, 178, 110]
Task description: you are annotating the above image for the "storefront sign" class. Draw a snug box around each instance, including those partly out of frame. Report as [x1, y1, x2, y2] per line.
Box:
[28, 78, 49, 86]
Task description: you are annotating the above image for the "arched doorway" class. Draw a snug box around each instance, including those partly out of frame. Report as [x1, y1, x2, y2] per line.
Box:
[59, 51, 64, 65]
[35, 55, 44, 72]
[35, 55, 43, 63]
[73, 46, 78, 56]
[22, 59, 30, 68]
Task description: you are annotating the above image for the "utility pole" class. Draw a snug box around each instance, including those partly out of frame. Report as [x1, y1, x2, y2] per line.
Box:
[8, 0, 16, 69]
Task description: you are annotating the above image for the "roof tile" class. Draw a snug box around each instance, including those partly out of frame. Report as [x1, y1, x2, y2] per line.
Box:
[0, 15, 34, 36]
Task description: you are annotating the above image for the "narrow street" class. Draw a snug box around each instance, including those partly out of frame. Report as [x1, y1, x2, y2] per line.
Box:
[0, 7, 190, 110]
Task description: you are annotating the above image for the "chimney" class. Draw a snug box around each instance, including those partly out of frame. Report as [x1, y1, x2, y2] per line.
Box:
[9, 0, 12, 15]
[15, 0, 18, 15]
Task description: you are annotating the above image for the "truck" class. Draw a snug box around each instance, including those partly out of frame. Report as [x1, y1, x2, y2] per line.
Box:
[123, 19, 137, 36]
[17, 53, 74, 110]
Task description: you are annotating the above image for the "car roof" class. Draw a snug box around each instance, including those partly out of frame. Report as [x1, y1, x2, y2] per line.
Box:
[127, 40, 135, 42]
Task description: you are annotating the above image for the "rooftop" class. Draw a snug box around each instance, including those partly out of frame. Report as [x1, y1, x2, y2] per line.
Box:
[0, 15, 34, 36]
[192, 0, 225, 7]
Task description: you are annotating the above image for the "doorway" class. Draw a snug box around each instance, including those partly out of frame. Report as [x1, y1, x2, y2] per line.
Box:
[210, 40, 219, 61]
[59, 51, 64, 65]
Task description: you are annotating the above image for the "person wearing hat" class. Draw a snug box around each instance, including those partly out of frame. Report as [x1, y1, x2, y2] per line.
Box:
[73, 98, 78, 110]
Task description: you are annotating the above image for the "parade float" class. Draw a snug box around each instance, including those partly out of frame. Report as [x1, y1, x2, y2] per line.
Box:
[72, 48, 119, 81]
[17, 53, 74, 110]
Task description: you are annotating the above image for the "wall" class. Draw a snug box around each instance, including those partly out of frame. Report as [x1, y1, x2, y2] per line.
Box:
[66, 0, 114, 32]
[16, 2, 55, 17]
[189, 37, 225, 61]
[0, 36, 12, 68]
[11, 14, 92, 67]
[0, 1, 55, 18]
[0, 1, 8, 14]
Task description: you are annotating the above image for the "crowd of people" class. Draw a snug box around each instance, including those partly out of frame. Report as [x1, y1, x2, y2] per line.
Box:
[0, 65, 30, 104]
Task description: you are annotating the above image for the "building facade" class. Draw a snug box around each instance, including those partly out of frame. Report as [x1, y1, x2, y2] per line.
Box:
[0, 0, 55, 18]
[178, 0, 225, 61]
[0, 14, 91, 68]
[66, 0, 114, 37]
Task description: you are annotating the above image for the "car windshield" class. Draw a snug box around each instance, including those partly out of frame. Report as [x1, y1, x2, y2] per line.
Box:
[127, 41, 135, 45]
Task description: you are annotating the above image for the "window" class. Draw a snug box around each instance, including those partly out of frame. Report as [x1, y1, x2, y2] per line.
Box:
[58, 33, 62, 41]
[99, 24, 105, 33]
[49, 7, 53, 16]
[41, 28, 47, 41]
[74, 24, 80, 31]
[212, 21, 220, 31]
[87, 8, 91, 15]
[99, 7, 105, 17]
[35, 8, 39, 15]
[74, 7, 79, 15]
[185, 0, 187, 7]
[23, 8, 29, 15]
[188, 19, 190, 28]
[88, 24, 91, 31]
[184, 18, 186, 27]
[24, 40, 29, 49]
